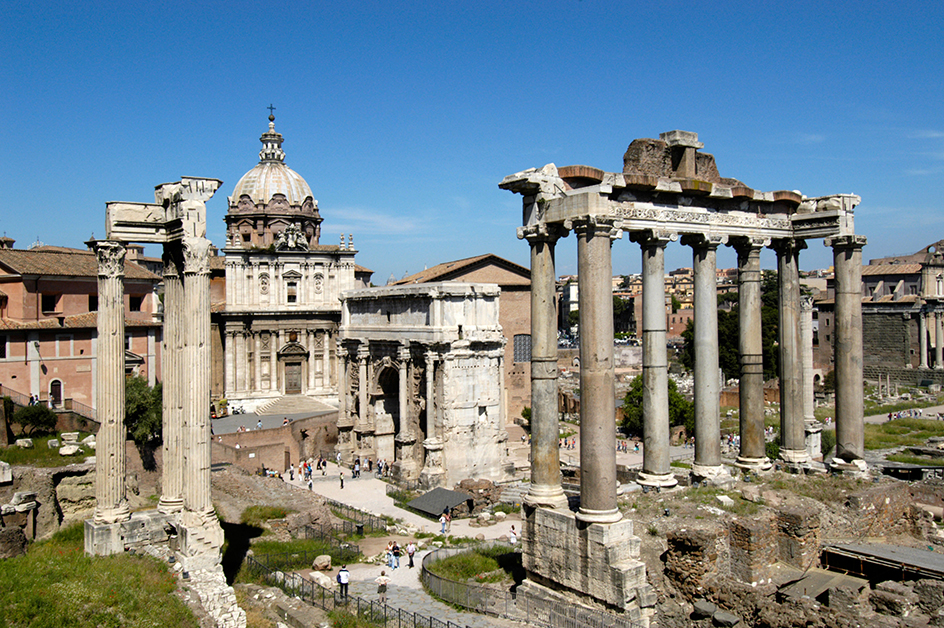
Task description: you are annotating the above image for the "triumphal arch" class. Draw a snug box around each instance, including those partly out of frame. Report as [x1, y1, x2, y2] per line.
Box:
[501, 131, 865, 621]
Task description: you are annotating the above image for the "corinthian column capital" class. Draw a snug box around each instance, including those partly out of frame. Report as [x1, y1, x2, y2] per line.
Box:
[518, 223, 569, 244]
[182, 236, 211, 274]
[92, 240, 126, 278]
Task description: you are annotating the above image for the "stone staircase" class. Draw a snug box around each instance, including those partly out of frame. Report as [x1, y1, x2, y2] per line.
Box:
[255, 395, 336, 416]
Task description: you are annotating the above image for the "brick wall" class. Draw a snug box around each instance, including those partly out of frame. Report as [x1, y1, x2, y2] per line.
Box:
[863, 312, 916, 369]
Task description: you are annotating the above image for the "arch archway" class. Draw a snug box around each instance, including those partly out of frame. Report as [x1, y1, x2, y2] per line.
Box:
[49, 379, 63, 408]
[374, 365, 400, 463]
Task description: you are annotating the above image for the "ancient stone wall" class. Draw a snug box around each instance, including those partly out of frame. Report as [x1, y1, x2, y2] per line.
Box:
[727, 515, 777, 586]
[664, 528, 722, 598]
[863, 365, 944, 387]
[775, 507, 820, 570]
[862, 312, 914, 370]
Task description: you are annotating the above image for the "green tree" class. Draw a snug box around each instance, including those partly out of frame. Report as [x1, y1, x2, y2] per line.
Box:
[125, 376, 162, 445]
[567, 309, 579, 329]
[13, 404, 58, 436]
[620, 375, 694, 436]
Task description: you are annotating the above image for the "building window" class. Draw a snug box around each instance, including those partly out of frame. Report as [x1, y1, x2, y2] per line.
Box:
[129, 296, 143, 312]
[513, 334, 532, 363]
[125, 334, 132, 351]
[41, 294, 60, 313]
[287, 281, 297, 304]
[0, 334, 6, 359]
[88, 295, 98, 311]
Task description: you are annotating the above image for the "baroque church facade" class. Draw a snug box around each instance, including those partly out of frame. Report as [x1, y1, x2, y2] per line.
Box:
[216, 116, 370, 412]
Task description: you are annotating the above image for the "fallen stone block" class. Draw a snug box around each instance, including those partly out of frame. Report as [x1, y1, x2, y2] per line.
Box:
[311, 554, 332, 571]
[11, 491, 36, 505]
[14, 501, 37, 512]
[716, 495, 735, 508]
[870, 589, 912, 616]
[713, 610, 741, 626]
[877, 580, 918, 604]
[15, 439, 33, 449]
[47, 439, 60, 448]
[0, 461, 11, 484]
[61, 432, 79, 443]
[59, 445, 82, 456]
[693, 599, 717, 619]
[741, 485, 761, 502]
[309, 570, 334, 590]
[493, 511, 507, 521]
[81, 434, 96, 445]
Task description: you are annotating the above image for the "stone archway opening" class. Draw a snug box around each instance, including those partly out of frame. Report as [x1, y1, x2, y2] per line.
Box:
[374, 366, 399, 463]
[49, 379, 63, 408]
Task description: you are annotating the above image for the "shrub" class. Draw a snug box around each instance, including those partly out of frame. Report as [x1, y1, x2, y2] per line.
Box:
[820, 429, 836, 457]
[765, 433, 780, 460]
[12, 404, 58, 436]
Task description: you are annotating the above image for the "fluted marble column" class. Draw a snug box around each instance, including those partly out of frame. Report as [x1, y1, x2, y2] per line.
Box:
[574, 217, 622, 523]
[774, 238, 809, 464]
[420, 350, 445, 487]
[159, 246, 184, 514]
[684, 235, 725, 481]
[800, 295, 815, 423]
[522, 225, 568, 509]
[632, 230, 679, 489]
[919, 308, 928, 369]
[93, 240, 131, 525]
[357, 344, 369, 429]
[323, 331, 332, 387]
[830, 235, 867, 460]
[732, 238, 769, 469]
[182, 236, 213, 519]
[398, 343, 410, 438]
[224, 330, 235, 398]
[269, 333, 278, 392]
[254, 333, 262, 393]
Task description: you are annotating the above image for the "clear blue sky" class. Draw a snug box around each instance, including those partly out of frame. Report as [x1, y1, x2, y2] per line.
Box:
[2, 1, 942, 283]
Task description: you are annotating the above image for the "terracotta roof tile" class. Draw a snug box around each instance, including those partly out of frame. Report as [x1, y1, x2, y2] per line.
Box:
[391, 254, 528, 285]
[0, 248, 160, 280]
[861, 263, 922, 276]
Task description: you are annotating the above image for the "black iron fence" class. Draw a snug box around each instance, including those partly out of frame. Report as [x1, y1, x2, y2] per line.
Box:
[300, 525, 361, 563]
[324, 497, 389, 533]
[421, 543, 645, 628]
[246, 553, 470, 628]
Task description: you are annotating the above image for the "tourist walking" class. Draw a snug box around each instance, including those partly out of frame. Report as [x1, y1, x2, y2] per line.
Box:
[509, 525, 517, 544]
[407, 541, 416, 568]
[439, 512, 447, 534]
[337, 565, 350, 600]
[392, 541, 401, 568]
[339, 472, 344, 490]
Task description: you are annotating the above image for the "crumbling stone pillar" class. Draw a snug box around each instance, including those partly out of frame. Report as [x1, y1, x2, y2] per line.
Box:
[182, 236, 214, 520]
[919, 308, 928, 369]
[92, 240, 131, 525]
[774, 238, 809, 464]
[522, 225, 568, 509]
[632, 230, 678, 489]
[159, 245, 184, 514]
[733, 238, 769, 470]
[684, 235, 726, 481]
[830, 235, 867, 460]
[574, 217, 622, 522]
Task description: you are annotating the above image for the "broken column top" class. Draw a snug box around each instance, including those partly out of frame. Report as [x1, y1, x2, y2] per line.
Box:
[659, 130, 703, 149]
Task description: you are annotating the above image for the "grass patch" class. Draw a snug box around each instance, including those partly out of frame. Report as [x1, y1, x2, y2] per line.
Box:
[240, 505, 296, 527]
[492, 502, 521, 515]
[0, 432, 93, 467]
[766, 473, 869, 504]
[239, 537, 361, 583]
[670, 460, 692, 469]
[328, 608, 383, 628]
[0, 522, 197, 627]
[864, 418, 944, 450]
[425, 545, 523, 585]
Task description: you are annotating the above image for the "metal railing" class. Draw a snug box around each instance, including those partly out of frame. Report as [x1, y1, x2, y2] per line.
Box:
[64, 398, 97, 421]
[421, 543, 645, 628]
[300, 525, 361, 563]
[324, 497, 389, 533]
[246, 553, 470, 628]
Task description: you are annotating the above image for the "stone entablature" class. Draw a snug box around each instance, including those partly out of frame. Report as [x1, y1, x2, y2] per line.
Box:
[339, 283, 513, 488]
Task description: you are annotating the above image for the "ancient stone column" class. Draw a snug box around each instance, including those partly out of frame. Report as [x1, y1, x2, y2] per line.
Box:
[425, 351, 436, 441]
[936, 311, 944, 370]
[919, 308, 928, 369]
[631, 230, 678, 489]
[269, 332, 278, 392]
[223, 329, 235, 397]
[159, 246, 184, 514]
[774, 238, 809, 464]
[357, 344, 369, 429]
[830, 236, 867, 460]
[732, 238, 769, 469]
[307, 330, 316, 392]
[522, 225, 568, 509]
[684, 235, 725, 481]
[337, 346, 349, 420]
[182, 236, 214, 519]
[398, 343, 410, 438]
[92, 240, 131, 525]
[323, 331, 332, 387]
[254, 333, 262, 393]
[574, 217, 622, 523]
[800, 295, 815, 423]
[420, 350, 445, 487]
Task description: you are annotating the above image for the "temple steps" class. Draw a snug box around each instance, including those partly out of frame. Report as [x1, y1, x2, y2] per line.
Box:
[255, 395, 336, 417]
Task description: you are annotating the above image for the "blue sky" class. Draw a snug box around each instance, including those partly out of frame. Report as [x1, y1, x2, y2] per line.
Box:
[2, 1, 942, 283]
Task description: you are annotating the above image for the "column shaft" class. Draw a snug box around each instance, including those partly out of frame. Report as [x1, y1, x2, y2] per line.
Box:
[634, 232, 678, 488]
[831, 236, 866, 460]
[269, 332, 278, 392]
[936, 312, 944, 369]
[358, 345, 369, 430]
[93, 241, 131, 524]
[689, 238, 722, 477]
[801, 296, 815, 423]
[575, 218, 621, 522]
[775, 239, 808, 463]
[523, 228, 567, 508]
[254, 333, 262, 393]
[425, 352, 436, 440]
[398, 344, 410, 437]
[223, 330, 235, 398]
[183, 237, 213, 518]
[919, 311, 928, 369]
[733, 241, 767, 467]
[159, 247, 184, 513]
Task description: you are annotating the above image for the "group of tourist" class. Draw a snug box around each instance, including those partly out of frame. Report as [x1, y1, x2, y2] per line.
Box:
[616, 439, 639, 453]
[560, 437, 577, 450]
[888, 408, 924, 420]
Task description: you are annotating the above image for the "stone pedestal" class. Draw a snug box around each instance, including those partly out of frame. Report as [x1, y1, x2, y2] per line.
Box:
[520, 505, 654, 623]
[419, 437, 445, 489]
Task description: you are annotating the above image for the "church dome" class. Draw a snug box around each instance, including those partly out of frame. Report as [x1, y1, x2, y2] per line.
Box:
[229, 117, 314, 208]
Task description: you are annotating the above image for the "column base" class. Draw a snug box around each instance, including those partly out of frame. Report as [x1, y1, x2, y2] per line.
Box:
[575, 506, 622, 524]
[523, 484, 569, 510]
[636, 471, 678, 490]
[828, 457, 870, 479]
[93, 503, 131, 525]
[691, 464, 735, 487]
[779, 448, 811, 464]
[158, 496, 184, 515]
[734, 456, 773, 472]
